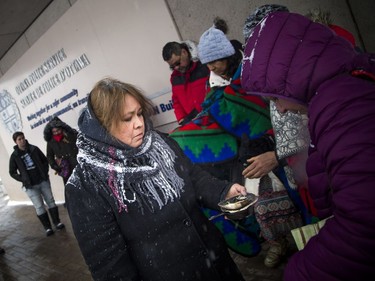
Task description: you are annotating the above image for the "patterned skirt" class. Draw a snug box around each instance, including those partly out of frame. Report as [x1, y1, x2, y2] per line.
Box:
[255, 175, 303, 241]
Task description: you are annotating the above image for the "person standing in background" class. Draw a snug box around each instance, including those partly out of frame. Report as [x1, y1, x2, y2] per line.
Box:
[162, 40, 210, 125]
[44, 116, 78, 185]
[44, 116, 78, 207]
[9, 132, 65, 237]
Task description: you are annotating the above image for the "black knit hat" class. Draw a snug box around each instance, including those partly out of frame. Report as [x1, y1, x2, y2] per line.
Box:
[243, 4, 289, 41]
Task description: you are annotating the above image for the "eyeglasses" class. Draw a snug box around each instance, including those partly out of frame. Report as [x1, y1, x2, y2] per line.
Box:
[169, 57, 181, 70]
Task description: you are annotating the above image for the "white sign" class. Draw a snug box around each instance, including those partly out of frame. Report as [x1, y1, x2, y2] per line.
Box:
[0, 0, 180, 201]
[0, 0, 180, 156]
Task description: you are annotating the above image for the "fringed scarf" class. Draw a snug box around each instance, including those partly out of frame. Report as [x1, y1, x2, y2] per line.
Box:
[76, 130, 184, 214]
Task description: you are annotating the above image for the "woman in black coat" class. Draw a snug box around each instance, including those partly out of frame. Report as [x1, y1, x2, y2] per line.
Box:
[43, 116, 78, 184]
[65, 77, 246, 281]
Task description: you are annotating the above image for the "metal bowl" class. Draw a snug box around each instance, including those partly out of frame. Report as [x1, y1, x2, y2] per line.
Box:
[208, 194, 259, 221]
[218, 193, 258, 211]
[223, 203, 256, 220]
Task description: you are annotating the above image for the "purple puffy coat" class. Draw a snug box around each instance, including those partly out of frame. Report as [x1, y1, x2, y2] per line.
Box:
[241, 12, 375, 281]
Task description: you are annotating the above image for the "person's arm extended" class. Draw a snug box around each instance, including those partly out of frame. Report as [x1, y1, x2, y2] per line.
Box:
[166, 134, 246, 208]
[239, 134, 278, 179]
[242, 151, 278, 179]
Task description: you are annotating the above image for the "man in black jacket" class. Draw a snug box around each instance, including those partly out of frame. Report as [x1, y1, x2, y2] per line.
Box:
[9, 131, 65, 237]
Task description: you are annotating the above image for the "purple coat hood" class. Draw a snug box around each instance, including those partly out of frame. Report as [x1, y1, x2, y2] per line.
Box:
[241, 12, 355, 106]
[242, 12, 375, 281]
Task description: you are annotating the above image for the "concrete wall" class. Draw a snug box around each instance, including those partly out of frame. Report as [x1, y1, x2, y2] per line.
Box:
[348, 0, 375, 52]
[1, 0, 374, 77]
[165, 0, 374, 52]
[0, 0, 374, 202]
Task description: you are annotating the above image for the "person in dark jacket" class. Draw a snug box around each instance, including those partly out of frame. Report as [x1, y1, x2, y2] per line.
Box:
[43, 116, 78, 185]
[162, 40, 209, 125]
[65, 77, 247, 281]
[9, 132, 65, 237]
[241, 11, 375, 281]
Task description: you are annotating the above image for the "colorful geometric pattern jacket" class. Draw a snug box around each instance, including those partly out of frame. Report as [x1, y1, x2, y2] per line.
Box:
[170, 64, 272, 164]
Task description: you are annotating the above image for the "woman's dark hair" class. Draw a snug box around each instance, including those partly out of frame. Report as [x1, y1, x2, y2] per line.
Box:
[12, 131, 24, 142]
[213, 17, 243, 78]
[222, 42, 243, 78]
[162, 42, 189, 61]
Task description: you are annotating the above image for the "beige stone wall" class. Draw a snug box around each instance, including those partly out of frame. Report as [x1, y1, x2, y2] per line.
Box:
[165, 0, 374, 52]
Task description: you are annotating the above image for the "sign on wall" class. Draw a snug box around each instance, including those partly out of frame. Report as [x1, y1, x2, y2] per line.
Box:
[0, 0, 179, 156]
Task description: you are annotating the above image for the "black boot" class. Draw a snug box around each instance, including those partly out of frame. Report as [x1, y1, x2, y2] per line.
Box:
[37, 212, 54, 236]
[48, 206, 65, 230]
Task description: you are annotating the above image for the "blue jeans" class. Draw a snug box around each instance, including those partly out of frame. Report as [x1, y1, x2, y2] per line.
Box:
[24, 180, 56, 215]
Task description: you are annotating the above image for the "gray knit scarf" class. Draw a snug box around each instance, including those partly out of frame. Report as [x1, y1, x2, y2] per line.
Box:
[76, 130, 184, 214]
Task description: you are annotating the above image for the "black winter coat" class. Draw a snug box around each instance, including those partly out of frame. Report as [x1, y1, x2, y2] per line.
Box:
[9, 142, 50, 188]
[43, 117, 78, 179]
[66, 105, 244, 281]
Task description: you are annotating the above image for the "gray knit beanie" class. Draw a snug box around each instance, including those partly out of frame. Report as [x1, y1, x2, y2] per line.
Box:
[198, 27, 235, 64]
[243, 4, 289, 41]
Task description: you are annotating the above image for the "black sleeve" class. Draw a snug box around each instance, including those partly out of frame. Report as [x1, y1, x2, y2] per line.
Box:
[163, 132, 232, 209]
[9, 155, 22, 182]
[46, 143, 60, 171]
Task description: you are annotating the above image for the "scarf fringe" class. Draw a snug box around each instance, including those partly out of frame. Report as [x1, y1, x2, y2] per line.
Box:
[77, 131, 184, 214]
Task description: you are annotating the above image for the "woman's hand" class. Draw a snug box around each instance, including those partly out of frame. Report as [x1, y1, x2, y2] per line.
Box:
[242, 151, 278, 179]
[225, 183, 247, 199]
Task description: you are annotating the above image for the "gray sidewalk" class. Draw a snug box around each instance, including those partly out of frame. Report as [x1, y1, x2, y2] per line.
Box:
[0, 192, 295, 281]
